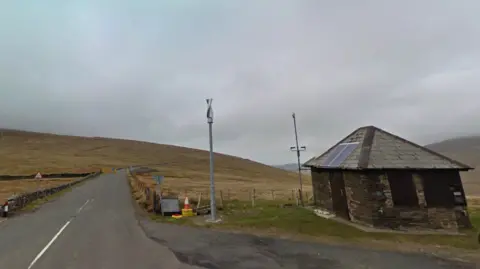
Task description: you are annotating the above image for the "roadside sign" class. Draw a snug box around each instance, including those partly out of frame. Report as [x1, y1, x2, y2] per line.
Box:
[153, 175, 164, 184]
[34, 172, 42, 179]
[160, 198, 180, 214]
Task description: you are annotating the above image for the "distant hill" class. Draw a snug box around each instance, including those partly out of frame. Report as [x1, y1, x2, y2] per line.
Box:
[425, 136, 480, 196]
[273, 163, 310, 174]
[274, 163, 298, 171]
[0, 128, 307, 188]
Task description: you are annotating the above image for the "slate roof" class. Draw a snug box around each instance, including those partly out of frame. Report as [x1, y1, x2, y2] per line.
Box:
[303, 126, 473, 170]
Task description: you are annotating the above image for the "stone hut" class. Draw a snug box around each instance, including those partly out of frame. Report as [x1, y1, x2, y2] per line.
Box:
[303, 126, 473, 231]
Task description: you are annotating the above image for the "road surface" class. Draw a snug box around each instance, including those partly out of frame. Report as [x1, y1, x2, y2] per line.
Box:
[0, 171, 476, 269]
[0, 172, 199, 269]
[141, 220, 477, 269]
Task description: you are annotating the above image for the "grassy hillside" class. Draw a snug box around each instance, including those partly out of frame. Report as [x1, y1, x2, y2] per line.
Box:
[0, 129, 309, 194]
[426, 136, 480, 195]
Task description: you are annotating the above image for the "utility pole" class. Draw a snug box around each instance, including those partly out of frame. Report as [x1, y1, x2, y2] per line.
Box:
[206, 98, 219, 222]
[290, 113, 306, 206]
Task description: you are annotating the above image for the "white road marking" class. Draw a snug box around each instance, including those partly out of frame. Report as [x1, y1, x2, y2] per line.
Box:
[27, 199, 92, 268]
[27, 219, 72, 269]
[77, 199, 90, 214]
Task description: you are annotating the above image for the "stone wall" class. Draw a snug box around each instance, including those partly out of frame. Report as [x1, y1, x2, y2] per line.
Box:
[310, 168, 333, 211]
[427, 207, 458, 230]
[310, 168, 472, 232]
[373, 170, 470, 231]
[0, 172, 93, 181]
[1, 172, 101, 214]
[343, 171, 376, 226]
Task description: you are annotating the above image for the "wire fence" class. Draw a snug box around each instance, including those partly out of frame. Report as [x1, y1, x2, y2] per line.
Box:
[164, 187, 314, 204]
[128, 170, 313, 213]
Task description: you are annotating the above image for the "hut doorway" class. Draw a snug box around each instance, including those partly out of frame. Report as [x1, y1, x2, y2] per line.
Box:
[329, 172, 350, 220]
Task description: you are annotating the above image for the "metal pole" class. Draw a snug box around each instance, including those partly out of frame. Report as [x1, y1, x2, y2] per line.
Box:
[206, 98, 217, 222]
[291, 113, 305, 206]
[208, 121, 217, 221]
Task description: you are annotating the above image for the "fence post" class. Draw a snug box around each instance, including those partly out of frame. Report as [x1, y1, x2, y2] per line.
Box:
[220, 190, 224, 208]
[271, 190, 275, 200]
[294, 189, 299, 206]
[197, 192, 202, 210]
[251, 188, 256, 207]
[153, 190, 157, 212]
[298, 189, 302, 206]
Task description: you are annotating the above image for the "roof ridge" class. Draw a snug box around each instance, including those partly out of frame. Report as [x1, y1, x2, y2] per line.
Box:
[373, 127, 472, 170]
[358, 126, 375, 168]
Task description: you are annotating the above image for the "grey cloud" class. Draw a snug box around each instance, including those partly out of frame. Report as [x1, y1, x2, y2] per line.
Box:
[1, 1, 480, 165]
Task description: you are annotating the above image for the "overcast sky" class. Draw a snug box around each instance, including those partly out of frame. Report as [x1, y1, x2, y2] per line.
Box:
[1, 1, 480, 165]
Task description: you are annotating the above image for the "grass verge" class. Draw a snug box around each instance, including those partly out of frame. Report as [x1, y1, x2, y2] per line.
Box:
[152, 200, 480, 250]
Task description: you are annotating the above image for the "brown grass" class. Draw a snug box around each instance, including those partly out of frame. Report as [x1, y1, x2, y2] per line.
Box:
[0, 129, 307, 196]
[135, 172, 312, 203]
[0, 178, 76, 201]
[468, 196, 480, 208]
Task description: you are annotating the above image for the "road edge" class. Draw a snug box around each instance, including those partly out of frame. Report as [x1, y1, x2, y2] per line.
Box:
[3, 172, 102, 218]
[125, 172, 196, 269]
[124, 172, 478, 267]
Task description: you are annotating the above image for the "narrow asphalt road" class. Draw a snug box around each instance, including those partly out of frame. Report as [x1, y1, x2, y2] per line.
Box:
[0, 172, 476, 269]
[0, 172, 200, 269]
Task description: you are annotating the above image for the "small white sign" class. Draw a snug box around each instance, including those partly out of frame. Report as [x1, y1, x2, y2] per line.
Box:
[35, 172, 42, 179]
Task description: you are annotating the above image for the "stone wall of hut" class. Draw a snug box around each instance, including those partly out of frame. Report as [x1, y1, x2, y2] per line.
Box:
[310, 168, 472, 232]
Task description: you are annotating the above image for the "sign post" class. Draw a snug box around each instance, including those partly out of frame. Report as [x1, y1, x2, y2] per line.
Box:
[206, 98, 218, 222]
[153, 175, 164, 184]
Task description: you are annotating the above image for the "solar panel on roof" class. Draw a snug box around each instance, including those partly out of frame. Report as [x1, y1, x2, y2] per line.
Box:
[322, 144, 348, 166]
[328, 143, 359, 167]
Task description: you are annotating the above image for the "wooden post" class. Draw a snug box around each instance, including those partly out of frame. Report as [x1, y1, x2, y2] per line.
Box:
[196, 192, 202, 210]
[295, 189, 299, 206]
[298, 189, 302, 206]
[152, 190, 157, 213]
[251, 188, 256, 207]
[220, 190, 224, 208]
[271, 190, 275, 200]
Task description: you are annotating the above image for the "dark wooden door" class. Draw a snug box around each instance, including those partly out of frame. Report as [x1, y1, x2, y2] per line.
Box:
[329, 172, 350, 220]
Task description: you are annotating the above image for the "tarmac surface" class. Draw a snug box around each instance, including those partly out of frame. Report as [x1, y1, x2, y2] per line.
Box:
[0, 172, 199, 269]
[0, 171, 476, 269]
[141, 218, 477, 269]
